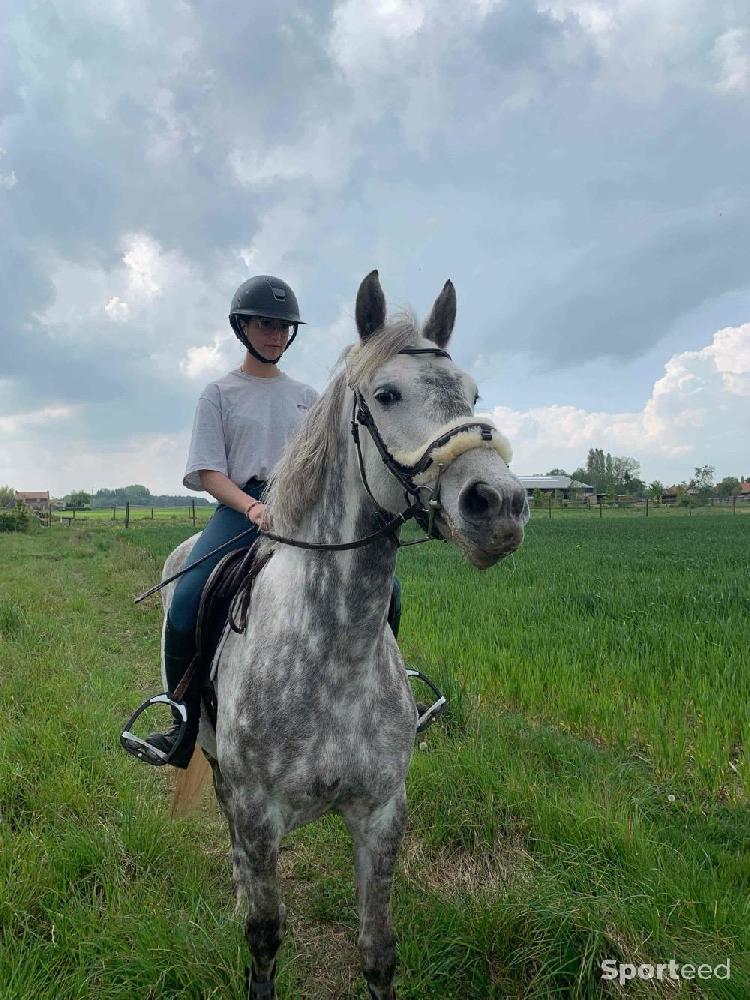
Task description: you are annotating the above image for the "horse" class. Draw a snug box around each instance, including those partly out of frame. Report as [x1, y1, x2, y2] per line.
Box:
[158, 271, 529, 999]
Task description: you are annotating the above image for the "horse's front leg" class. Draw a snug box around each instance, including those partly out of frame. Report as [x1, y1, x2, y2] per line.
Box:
[343, 789, 407, 1000]
[227, 793, 286, 1000]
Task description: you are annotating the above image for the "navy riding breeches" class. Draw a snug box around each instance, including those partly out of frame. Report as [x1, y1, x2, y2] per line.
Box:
[167, 479, 266, 634]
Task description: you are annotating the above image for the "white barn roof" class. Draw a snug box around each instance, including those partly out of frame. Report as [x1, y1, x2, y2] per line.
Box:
[517, 475, 593, 491]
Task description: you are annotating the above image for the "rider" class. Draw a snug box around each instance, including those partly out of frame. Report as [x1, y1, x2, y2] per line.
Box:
[142, 275, 402, 769]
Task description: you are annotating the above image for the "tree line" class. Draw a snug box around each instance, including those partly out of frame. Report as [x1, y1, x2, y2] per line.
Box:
[544, 450, 746, 500]
[68, 485, 215, 509]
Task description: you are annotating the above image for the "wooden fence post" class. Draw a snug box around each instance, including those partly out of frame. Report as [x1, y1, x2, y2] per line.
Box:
[645, 497, 649, 517]
[599, 501, 603, 518]
[125, 502, 130, 528]
[113, 505, 116, 520]
[548, 495, 552, 519]
[733, 495, 737, 515]
[151, 507, 154, 519]
[191, 499, 196, 527]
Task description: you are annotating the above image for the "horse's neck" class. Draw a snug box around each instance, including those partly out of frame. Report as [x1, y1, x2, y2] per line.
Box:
[282, 416, 398, 652]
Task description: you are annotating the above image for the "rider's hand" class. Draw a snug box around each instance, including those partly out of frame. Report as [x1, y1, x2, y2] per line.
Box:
[246, 501, 272, 530]
[258, 505, 273, 531]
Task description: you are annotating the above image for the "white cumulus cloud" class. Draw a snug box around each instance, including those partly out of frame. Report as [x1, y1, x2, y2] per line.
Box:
[122, 232, 191, 301]
[489, 322, 750, 481]
[179, 335, 233, 379]
[712, 27, 750, 94]
[104, 296, 129, 321]
[0, 404, 75, 435]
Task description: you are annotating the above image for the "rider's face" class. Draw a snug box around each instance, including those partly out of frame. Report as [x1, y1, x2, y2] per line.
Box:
[243, 317, 291, 358]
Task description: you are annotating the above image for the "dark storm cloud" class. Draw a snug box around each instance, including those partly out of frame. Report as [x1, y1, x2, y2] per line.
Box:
[507, 208, 750, 367]
[2, 0, 749, 492]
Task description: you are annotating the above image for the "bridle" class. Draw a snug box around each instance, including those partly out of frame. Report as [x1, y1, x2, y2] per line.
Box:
[134, 346, 510, 603]
[349, 346, 509, 544]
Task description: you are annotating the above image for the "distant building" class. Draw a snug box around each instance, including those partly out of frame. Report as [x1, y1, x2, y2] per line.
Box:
[518, 475, 594, 499]
[15, 490, 50, 512]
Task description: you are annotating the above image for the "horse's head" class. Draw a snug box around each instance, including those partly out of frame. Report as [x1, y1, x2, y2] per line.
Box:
[347, 270, 529, 569]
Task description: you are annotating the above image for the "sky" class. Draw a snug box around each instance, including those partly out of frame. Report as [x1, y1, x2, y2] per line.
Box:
[2, 0, 749, 497]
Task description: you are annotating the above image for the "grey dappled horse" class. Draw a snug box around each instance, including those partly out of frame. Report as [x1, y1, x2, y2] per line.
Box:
[160, 272, 529, 999]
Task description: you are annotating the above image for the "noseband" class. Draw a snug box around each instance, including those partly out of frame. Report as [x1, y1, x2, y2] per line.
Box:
[350, 347, 512, 541]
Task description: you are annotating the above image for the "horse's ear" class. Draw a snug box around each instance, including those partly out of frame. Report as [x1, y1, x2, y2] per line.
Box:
[422, 280, 456, 349]
[356, 270, 386, 341]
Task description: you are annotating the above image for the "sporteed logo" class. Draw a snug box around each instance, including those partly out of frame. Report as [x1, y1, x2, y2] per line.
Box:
[601, 958, 730, 985]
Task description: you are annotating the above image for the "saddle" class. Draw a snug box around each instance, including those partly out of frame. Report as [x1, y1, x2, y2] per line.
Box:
[194, 540, 273, 729]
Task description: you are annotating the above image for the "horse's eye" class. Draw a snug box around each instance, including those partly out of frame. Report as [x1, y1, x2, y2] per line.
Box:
[473, 392, 481, 406]
[374, 388, 401, 405]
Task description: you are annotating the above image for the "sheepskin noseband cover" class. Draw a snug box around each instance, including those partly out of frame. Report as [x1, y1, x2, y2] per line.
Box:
[391, 417, 513, 487]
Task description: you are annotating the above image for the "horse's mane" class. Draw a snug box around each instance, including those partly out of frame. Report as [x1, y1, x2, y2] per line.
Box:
[265, 311, 421, 532]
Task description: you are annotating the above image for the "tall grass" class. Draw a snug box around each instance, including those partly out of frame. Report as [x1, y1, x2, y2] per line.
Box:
[1, 515, 748, 998]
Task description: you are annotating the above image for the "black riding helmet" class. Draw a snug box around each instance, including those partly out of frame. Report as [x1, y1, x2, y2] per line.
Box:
[229, 275, 306, 365]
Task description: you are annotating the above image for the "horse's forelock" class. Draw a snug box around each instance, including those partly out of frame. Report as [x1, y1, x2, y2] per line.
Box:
[266, 313, 421, 531]
[346, 311, 420, 387]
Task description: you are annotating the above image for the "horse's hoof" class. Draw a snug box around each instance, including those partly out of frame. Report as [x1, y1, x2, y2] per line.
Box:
[245, 964, 276, 999]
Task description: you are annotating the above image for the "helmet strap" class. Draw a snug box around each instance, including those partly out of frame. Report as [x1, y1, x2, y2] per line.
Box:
[231, 318, 299, 365]
[245, 341, 282, 365]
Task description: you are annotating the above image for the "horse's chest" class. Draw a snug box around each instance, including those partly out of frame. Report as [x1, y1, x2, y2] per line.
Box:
[282, 728, 410, 801]
[240, 709, 413, 826]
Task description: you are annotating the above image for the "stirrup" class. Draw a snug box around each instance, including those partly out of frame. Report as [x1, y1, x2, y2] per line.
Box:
[120, 693, 188, 766]
[406, 668, 446, 732]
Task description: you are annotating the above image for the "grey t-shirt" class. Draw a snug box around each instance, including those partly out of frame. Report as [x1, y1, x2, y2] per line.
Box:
[183, 369, 319, 491]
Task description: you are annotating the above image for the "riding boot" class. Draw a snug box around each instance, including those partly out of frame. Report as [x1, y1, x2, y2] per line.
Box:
[388, 580, 434, 728]
[145, 618, 202, 769]
[387, 578, 401, 639]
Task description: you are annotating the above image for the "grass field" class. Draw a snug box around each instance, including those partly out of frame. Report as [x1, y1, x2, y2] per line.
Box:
[1, 512, 748, 998]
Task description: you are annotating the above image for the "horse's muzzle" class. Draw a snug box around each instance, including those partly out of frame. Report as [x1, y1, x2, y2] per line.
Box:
[437, 453, 529, 568]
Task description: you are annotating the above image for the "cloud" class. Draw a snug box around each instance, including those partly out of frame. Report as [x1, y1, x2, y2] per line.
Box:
[0, 428, 194, 497]
[490, 323, 750, 480]
[0, 404, 75, 435]
[0, 148, 17, 188]
[499, 208, 750, 367]
[31, 233, 196, 337]
[2, 0, 749, 498]
[229, 119, 356, 188]
[327, 0, 427, 81]
[104, 296, 129, 321]
[239, 203, 313, 285]
[179, 334, 234, 380]
[712, 27, 750, 94]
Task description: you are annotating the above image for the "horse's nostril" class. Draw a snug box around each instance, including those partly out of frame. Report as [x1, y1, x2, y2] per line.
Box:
[511, 487, 527, 518]
[459, 481, 501, 519]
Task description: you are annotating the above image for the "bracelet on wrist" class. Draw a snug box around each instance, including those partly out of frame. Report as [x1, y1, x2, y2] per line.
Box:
[246, 500, 260, 520]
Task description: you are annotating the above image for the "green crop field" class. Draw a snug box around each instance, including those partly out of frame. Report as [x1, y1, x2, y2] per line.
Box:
[1, 513, 748, 998]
